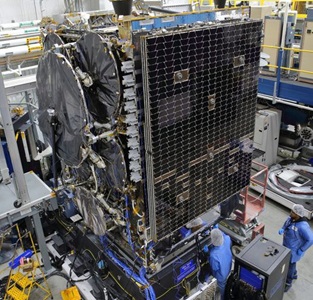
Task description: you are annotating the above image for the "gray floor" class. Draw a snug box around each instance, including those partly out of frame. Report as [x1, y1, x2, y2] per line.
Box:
[1, 198, 313, 300]
[30, 275, 67, 300]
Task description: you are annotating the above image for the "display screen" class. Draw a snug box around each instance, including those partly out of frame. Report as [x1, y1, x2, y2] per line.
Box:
[239, 266, 264, 290]
[176, 259, 197, 283]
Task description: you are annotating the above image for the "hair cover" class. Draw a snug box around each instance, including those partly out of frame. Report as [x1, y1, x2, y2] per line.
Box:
[292, 204, 305, 217]
[211, 228, 224, 247]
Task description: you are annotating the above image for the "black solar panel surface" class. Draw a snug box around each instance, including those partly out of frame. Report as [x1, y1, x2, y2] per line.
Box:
[140, 20, 262, 241]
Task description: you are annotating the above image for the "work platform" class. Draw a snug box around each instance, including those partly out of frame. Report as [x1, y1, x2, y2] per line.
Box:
[0, 172, 54, 270]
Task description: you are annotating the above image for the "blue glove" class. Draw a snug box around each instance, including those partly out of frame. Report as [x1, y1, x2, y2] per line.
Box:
[203, 245, 209, 253]
[297, 248, 304, 256]
[213, 224, 219, 229]
[278, 228, 284, 235]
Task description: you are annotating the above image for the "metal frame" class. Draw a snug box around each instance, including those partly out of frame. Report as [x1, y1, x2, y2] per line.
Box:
[239, 161, 268, 224]
[0, 141, 10, 183]
[0, 63, 53, 271]
[0, 71, 30, 204]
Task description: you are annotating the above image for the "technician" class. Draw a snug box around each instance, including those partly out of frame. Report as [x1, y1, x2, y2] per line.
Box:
[204, 228, 232, 300]
[278, 204, 313, 292]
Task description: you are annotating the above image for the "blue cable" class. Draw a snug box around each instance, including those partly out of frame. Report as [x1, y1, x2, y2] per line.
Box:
[125, 194, 135, 250]
[144, 289, 151, 300]
[100, 233, 156, 299]
[140, 267, 156, 300]
[106, 249, 156, 299]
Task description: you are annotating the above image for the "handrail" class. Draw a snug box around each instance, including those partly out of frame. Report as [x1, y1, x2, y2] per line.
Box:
[262, 44, 313, 75]
[263, 44, 313, 54]
[267, 64, 313, 75]
[223, 0, 308, 18]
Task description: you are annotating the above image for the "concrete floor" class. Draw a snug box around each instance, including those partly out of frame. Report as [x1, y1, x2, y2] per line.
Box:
[1, 198, 313, 300]
[30, 274, 67, 300]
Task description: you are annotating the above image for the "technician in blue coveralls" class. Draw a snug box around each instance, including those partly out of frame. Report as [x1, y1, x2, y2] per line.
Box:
[204, 228, 232, 300]
[279, 204, 313, 292]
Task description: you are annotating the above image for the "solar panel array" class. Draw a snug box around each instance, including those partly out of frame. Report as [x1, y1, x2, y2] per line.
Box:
[137, 20, 262, 241]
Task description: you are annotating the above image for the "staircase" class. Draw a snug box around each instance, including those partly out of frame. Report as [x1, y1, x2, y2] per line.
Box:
[5, 231, 52, 300]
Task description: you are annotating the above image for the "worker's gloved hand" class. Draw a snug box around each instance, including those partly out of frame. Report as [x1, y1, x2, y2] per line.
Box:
[297, 248, 304, 256]
[278, 228, 284, 235]
[203, 245, 209, 253]
[213, 224, 219, 229]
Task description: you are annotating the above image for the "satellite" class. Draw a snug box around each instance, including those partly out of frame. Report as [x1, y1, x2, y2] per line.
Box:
[37, 16, 262, 270]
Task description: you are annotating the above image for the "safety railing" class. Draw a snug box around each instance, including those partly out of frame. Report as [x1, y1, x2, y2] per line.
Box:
[193, 0, 310, 19]
[262, 44, 313, 77]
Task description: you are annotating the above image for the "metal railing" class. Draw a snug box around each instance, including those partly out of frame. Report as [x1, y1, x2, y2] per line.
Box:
[262, 44, 313, 76]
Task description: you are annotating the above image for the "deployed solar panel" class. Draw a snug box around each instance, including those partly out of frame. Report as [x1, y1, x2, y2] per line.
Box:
[139, 20, 262, 241]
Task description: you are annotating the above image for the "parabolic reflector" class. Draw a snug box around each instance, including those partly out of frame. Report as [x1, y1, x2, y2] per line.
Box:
[76, 32, 121, 123]
[43, 32, 70, 59]
[36, 52, 88, 167]
[44, 32, 64, 51]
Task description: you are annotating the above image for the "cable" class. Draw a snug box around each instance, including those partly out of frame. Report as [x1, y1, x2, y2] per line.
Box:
[82, 248, 97, 262]
[0, 265, 10, 277]
[101, 235, 155, 299]
[109, 271, 136, 300]
[124, 194, 135, 251]
[172, 258, 183, 299]
[108, 272, 136, 300]
[155, 267, 199, 299]
[49, 251, 67, 270]
[226, 273, 269, 300]
[123, 256, 140, 296]
[66, 228, 87, 287]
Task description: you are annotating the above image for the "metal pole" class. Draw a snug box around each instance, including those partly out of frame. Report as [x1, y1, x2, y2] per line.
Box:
[32, 211, 52, 271]
[258, 93, 313, 112]
[276, 1, 290, 98]
[280, 1, 290, 49]
[149, 6, 178, 13]
[276, 49, 283, 95]
[48, 109, 58, 188]
[0, 141, 10, 183]
[0, 74, 30, 205]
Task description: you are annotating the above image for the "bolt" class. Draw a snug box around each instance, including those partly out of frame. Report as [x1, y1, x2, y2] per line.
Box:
[176, 72, 183, 80]
[209, 98, 215, 105]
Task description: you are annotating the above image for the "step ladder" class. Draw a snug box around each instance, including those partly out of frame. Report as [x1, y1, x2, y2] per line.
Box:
[5, 230, 52, 300]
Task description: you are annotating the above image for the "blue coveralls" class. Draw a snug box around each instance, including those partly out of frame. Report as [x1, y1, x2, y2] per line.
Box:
[282, 216, 313, 285]
[209, 233, 232, 300]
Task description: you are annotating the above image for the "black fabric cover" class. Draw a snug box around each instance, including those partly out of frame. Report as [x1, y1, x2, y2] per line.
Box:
[43, 32, 63, 51]
[74, 187, 107, 235]
[76, 32, 120, 123]
[36, 52, 87, 167]
[98, 139, 127, 192]
[43, 32, 68, 57]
